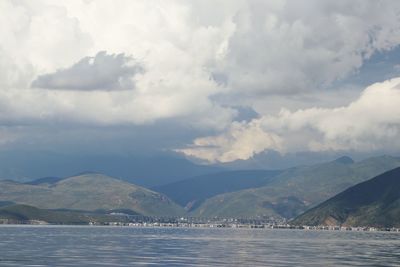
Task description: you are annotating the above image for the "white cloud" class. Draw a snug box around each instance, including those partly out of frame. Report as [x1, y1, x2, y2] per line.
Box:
[0, 0, 92, 88]
[177, 120, 283, 163]
[181, 78, 400, 162]
[0, 86, 235, 128]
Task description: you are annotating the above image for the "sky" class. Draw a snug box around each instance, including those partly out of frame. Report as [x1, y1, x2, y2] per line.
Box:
[2, 0, 400, 168]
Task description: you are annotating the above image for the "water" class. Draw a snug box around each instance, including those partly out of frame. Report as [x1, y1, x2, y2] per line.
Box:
[0, 226, 399, 266]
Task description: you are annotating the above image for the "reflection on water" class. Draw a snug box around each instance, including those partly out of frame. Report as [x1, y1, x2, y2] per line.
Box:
[0, 225, 399, 266]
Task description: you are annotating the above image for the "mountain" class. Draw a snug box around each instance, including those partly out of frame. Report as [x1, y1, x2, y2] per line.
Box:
[0, 150, 222, 187]
[192, 155, 400, 219]
[291, 167, 400, 228]
[333, 156, 354, 164]
[218, 150, 347, 170]
[0, 173, 185, 216]
[153, 170, 282, 211]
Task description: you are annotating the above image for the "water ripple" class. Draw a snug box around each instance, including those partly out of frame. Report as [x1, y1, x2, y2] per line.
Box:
[0, 226, 399, 266]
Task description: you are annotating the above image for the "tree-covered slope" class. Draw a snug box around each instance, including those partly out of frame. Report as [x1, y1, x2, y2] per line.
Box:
[292, 167, 400, 228]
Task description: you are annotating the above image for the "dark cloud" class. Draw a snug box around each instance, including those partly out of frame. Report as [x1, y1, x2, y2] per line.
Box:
[31, 51, 144, 90]
[336, 45, 400, 87]
[232, 106, 259, 122]
[211, 72, 228, 86]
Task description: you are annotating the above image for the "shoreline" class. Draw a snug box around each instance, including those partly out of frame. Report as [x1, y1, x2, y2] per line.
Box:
[1, 221, 399, 233]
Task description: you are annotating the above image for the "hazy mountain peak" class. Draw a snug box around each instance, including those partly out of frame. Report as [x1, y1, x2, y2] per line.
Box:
[333, 156, 354, 164]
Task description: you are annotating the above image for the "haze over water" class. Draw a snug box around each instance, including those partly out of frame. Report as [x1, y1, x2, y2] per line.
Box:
[0, 226, 399, 266]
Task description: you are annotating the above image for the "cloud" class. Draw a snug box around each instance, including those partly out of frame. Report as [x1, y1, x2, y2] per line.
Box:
[31, 51, 144, 91]
[212, 0, 400, 97]
[232, 106, 259, 122]
[180, 77, 400, 162]
[0, 0, 92, 88]
[177, 120, 283, 163]
[0, 87, 235, 128]
[0, 0, 238, 130]
[1, 0, 400, 161]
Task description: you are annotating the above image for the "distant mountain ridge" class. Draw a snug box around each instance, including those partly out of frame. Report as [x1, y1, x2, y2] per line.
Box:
[333, 156, 354, 164]
[292, 167, 400, 228]
[153, 170, 282, 211]
[0, 151, 222, 187]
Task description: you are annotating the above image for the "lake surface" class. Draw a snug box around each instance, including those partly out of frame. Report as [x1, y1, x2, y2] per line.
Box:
[0, 226, 399, 266]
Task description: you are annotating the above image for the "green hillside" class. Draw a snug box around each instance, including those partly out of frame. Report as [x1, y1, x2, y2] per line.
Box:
[0, 204, 129, 224]
[192, 155, 400, 219]
[153, 170, 282, 211]
[0, 173, 185, 217]
[291, 167, 400, 228]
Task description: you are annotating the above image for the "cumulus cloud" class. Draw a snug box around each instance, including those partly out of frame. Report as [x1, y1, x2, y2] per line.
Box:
[177, 120, 282, 163]
[180, 78, 400, 162]
[31, 51, 143, 90]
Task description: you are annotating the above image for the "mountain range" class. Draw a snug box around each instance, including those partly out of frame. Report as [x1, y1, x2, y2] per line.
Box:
[1, 155, 400, 222]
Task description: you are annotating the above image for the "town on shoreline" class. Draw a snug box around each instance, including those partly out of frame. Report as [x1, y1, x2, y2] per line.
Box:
[1, 216, 400, 233]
